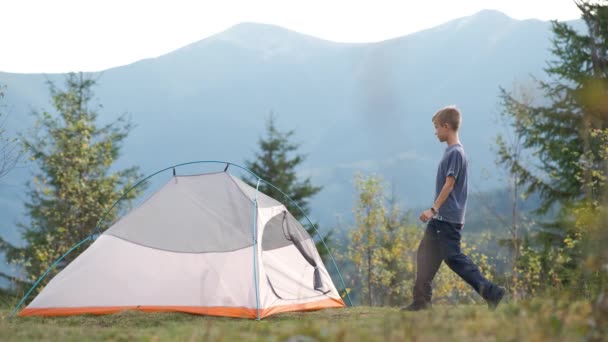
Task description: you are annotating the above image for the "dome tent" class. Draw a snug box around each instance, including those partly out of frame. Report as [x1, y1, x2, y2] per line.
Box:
[13, 161, 349, 319]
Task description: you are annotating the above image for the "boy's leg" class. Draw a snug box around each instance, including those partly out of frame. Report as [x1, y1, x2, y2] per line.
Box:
[412, 219, 443, 304]
[439, 221, 500, 301]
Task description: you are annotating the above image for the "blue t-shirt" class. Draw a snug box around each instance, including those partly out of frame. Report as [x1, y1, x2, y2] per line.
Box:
[435, 143, 468, 224]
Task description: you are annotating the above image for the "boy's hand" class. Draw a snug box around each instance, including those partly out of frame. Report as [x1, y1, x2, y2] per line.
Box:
[419, 209, 434, 222]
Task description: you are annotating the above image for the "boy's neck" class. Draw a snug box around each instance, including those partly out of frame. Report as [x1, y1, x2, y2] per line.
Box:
[446, 133, 460, 147]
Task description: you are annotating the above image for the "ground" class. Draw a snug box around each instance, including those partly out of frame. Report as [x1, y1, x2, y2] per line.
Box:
[0, 299, 597, 341]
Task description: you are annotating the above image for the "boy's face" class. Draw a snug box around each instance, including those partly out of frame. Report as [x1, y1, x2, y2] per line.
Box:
[433, 120, 450, 142]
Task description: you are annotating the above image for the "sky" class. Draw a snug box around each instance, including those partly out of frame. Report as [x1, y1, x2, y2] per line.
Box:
[0, 0, 582, 74]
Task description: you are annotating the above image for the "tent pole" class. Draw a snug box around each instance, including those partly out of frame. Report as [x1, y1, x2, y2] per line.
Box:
[15, 160, 348, 318]
[252, 179, 262, 320]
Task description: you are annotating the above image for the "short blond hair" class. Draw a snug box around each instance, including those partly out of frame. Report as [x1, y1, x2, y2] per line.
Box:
[432, 106, 461, 131]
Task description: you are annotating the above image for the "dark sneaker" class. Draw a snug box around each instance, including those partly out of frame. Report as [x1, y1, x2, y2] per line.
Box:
[486, 286, 506, 310]
[400, 301, 432, 311]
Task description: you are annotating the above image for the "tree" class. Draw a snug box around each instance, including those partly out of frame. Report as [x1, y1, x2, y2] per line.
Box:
[0, 73, 145, 288]
[244, 114, 330, 257]
[347, 174, 386, 306]
[0, 84, 21, 179]
[497, 1, 608, 291]
[495, 83, 538, 299]
[499, 1, 607, 215]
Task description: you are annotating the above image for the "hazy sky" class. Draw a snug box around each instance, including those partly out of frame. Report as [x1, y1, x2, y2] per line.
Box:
[0, 0, 582, 73]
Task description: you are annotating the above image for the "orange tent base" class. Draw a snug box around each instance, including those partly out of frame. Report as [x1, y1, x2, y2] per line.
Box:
[18, 297, 345, 319]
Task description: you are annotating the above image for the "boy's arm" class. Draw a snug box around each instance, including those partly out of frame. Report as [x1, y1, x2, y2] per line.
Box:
[419, 176, 455, 222]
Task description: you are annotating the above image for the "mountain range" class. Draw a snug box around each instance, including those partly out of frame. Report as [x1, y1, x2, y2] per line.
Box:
[0, 10, 583, 255]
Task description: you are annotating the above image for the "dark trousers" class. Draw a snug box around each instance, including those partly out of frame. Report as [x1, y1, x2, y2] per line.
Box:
[413, 218, 497, 303]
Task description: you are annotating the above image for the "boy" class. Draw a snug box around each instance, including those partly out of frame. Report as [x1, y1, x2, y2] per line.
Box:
[403, 106, 505, 311]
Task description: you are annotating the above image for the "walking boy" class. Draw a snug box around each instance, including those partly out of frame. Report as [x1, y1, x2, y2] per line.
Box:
[403, 106, 505, 311]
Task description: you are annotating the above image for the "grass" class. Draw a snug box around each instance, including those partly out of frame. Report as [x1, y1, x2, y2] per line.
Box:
[0, 298, 599, 341]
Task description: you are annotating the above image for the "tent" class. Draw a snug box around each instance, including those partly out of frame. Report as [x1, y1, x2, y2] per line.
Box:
[17, 169, 346, 319]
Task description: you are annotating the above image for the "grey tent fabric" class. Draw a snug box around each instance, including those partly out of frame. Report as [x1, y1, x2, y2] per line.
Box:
[106, 173, 264, 253]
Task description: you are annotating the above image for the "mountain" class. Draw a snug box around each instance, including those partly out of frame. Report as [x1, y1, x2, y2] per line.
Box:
[0, 10, 583, 254]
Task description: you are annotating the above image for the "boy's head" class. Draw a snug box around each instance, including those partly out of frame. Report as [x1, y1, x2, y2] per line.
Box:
[432, 106, 461, 142]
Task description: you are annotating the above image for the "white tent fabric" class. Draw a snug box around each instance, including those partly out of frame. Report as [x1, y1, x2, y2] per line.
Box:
[20, 172, 344, 318]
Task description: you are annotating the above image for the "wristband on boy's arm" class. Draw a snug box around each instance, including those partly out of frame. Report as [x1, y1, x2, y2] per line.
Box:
[430, 207, 437, 214]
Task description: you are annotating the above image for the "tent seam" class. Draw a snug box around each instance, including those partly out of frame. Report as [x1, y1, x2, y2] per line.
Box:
[102, 234, 255, 254]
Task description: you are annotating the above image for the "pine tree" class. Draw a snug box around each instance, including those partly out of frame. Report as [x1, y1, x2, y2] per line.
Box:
[0, 73, 145, 288]
[499, 1, 607, 214]
[497, 1, 608, 289]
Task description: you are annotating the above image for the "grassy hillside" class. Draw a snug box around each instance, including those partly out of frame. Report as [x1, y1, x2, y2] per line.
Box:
[0, 298, 596, 341]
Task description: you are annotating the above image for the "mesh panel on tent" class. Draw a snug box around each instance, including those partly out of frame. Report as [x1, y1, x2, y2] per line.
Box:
[262, 211, 314, 251]
[261, 210, 331, 298]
